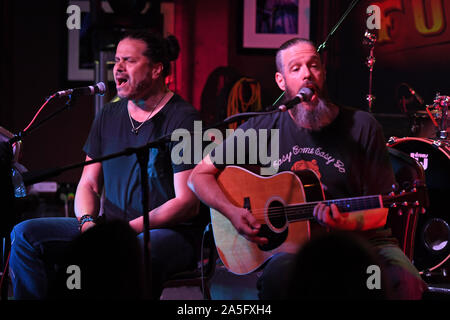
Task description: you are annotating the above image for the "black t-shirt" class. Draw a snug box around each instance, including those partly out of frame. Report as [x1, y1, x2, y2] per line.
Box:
[83, 94, 206, 228]
[211, 106, 397, 241]
[213, 106, 395, 198]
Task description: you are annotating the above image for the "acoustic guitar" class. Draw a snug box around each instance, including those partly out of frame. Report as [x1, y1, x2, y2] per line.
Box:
[210, 166, 427, 275]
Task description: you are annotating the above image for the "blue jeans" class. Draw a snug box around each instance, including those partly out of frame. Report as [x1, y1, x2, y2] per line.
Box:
[9, 217, 198, 299]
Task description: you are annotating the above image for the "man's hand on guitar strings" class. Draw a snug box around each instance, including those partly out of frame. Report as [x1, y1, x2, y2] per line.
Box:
[230, 207, 269, 245]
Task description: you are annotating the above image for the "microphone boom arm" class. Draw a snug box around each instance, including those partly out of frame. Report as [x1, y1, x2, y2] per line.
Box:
[9, 94, 76, 145]
[317, 0, 361, 53]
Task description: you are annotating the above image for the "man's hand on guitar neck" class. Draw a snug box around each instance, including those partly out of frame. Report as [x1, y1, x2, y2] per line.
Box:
[313, 203, 388, 231]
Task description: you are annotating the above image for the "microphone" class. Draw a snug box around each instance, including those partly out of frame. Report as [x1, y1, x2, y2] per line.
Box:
[278, 87, 315, 112]
[55, 82, 106, 97]
[402, 83, 424, 105]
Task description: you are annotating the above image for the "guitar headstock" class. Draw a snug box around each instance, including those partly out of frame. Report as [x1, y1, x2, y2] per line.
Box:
[383, 180, 429, 215]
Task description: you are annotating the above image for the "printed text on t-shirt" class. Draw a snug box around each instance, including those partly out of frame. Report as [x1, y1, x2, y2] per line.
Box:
[273, 145, 346, 173]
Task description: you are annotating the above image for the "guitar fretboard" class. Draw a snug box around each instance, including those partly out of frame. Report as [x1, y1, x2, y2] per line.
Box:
[284, 195, 382, 222]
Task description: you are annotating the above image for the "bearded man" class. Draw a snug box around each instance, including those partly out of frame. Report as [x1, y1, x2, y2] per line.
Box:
[188, 38, 427, 300]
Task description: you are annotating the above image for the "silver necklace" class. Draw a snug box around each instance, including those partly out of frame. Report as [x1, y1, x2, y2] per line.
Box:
[127, 93, 166, 135]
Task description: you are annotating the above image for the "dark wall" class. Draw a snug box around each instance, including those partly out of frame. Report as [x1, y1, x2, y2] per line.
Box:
[1, 0, 95, 184]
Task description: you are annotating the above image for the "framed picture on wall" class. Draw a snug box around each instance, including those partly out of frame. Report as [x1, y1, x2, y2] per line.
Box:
[67, 1, 175, 81]
[242, 0, 310, 50]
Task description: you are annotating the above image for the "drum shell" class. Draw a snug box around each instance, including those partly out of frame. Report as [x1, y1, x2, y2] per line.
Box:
[388, 137, 450, 272]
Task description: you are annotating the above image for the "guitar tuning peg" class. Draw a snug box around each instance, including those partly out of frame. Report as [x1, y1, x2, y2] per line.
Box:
[397, 209, 403, 216]
[402, 201, 409, 207]
[390, 203, 398, 208]
[391, 183, 399, 192]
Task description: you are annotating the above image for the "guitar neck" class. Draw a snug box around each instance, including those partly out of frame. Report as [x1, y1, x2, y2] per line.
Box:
[286, 195, 383, 222]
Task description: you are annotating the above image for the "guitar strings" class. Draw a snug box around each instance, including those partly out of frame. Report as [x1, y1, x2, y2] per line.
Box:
[239, 196, 382, 220]
[244, 197, 381, 213]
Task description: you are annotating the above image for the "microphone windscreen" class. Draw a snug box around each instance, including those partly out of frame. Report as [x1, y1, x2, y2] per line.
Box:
[96, 82, 106, 95]
[299, 87, 314, 100]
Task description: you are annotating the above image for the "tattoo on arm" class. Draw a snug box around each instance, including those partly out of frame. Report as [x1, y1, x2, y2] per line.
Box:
[355, 215, 364, 230]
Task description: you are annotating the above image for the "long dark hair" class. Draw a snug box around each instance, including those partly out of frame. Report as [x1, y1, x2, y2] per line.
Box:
[121, 30, 180, 77]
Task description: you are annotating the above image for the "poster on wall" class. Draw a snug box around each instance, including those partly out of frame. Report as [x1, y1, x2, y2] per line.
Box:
[242, 0, 311, 49]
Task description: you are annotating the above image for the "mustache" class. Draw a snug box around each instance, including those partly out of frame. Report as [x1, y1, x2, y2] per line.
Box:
[302, 81, 320, 95]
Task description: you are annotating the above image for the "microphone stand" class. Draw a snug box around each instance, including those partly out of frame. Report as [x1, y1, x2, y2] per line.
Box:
[5, 91, 159, 299]
[135, 147, 151, 299]
[21, 133, 172, 300]
[216, 110, 281, 128]
[316, 0, 361, 53]
[9, 95, 76, 145]
[363, 30, 377, 113]
[0, 142, 14, 300]
[207, 100, 304, 130]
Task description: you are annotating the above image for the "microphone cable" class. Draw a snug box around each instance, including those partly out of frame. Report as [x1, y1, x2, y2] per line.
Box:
[22, 94, 57, 133]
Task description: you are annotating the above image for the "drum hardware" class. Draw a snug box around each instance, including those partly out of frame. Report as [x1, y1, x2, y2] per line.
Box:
[433, 140, 442, 147]
[426, 93, 449, 140]
[431, 139, 450, 149]
[388, 136, 399, 145]
[363, 30, 377, 113]
[408, 92, 449, 139]
[397, 83, 425, 116]
[410, 111, 433, 138]
[421, 255, 450, 279]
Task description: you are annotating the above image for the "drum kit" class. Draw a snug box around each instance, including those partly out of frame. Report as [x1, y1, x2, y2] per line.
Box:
[387, 93, 450, 280]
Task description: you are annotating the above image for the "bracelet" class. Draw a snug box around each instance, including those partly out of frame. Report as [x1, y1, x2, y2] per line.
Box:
[79, 214, 95, 231]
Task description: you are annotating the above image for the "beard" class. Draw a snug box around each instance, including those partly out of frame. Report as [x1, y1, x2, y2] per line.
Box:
[290, 95, 338, 131]
[116, 74, 154, 101]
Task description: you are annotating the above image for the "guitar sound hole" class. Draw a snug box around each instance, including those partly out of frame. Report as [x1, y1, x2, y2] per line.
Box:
[257, 200, 288, 252]
[268, 200, 287, 229]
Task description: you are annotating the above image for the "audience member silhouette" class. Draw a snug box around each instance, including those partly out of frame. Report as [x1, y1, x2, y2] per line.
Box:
[286, 231, 391, 299]
[51, 220, 143, 299]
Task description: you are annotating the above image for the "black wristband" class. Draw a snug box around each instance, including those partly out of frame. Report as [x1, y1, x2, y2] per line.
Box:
[79, 214, 95, 231]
